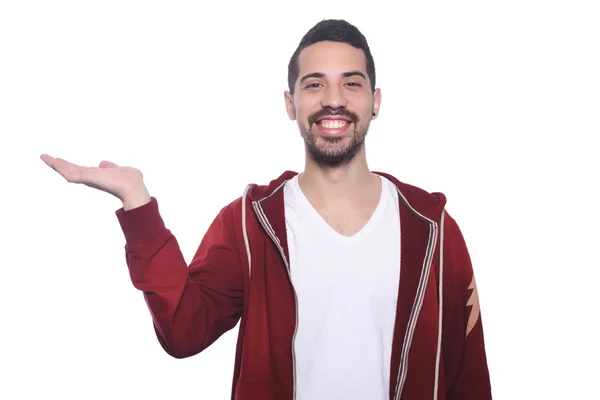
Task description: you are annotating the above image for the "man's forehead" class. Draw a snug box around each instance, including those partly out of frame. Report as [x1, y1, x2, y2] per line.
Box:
[297, 41, 368, 76]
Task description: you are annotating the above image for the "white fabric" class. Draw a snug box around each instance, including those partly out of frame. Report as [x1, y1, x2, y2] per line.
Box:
[284, 174, 401, 400]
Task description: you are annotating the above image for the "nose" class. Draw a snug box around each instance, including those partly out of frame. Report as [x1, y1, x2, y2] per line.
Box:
[320, 85, 347, 109]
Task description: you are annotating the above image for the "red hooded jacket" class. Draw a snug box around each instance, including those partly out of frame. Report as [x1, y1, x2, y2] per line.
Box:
[115, 171, 492, 400]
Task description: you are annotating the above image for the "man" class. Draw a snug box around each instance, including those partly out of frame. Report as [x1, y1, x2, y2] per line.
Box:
[41, 19, 491, 400]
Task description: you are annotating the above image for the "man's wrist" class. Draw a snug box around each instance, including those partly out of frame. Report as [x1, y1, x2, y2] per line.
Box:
[122, 185, 151, 211]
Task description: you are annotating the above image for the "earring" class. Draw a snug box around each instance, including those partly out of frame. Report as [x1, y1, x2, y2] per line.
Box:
[372, 112, 376, 117]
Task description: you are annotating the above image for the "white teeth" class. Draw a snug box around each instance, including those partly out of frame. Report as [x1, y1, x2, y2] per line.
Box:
[320, 120, 347, 129]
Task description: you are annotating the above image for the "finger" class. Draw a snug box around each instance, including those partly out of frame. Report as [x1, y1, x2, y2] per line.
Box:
[41, 154, 102, 185]
[40, 154, 56, 167]
[50, 157, 87, 183]
[41, 154, 77, 173]
[99, 160, 119, 168]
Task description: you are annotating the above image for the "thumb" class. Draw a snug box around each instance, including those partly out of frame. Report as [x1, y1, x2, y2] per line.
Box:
[98, 160, 119, 168]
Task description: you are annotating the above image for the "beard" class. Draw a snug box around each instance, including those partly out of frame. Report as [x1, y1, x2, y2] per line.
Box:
[300, 107, 370, 168]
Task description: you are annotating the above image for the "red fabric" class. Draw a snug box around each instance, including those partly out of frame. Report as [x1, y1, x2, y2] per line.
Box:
[115, 170, 492, 399]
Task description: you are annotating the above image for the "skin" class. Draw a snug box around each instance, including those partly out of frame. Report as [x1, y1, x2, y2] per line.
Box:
[39, 155, 151, 211]
[284, 40, 383, 234]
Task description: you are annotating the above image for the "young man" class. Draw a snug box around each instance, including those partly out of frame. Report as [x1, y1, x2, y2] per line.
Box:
[41, 19, 492, 400]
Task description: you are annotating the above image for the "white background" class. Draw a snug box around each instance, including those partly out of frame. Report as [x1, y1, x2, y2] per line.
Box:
[1, 0, 599, 399]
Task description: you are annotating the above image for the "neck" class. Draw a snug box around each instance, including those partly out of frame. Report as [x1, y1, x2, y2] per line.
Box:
[299, 148, 379, 206]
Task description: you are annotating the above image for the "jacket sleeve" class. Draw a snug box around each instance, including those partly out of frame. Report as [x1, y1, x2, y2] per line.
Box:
[115, 197, 244, 359]
[441, 211, 492, 399]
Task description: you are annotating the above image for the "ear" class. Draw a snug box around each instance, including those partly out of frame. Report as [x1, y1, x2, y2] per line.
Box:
[284, 90, 296, 120]
[371, 88, 382, 119]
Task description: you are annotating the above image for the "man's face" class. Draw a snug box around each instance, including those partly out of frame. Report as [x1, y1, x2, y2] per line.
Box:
[285, 40, 381, 168]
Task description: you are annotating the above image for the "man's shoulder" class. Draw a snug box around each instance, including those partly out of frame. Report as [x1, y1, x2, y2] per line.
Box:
[246, 170, 298, 201]
[376, 171, 447, 220]
[218, 170, 299, 214]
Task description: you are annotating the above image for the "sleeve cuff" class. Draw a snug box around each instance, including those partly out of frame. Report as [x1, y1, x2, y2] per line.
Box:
[115, 197, 167, 245]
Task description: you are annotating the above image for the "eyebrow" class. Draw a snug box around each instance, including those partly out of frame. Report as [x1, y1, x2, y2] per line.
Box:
[300, 71, 367, 83]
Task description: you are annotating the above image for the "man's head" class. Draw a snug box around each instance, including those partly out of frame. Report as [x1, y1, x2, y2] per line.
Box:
[285, 19, 381, 168]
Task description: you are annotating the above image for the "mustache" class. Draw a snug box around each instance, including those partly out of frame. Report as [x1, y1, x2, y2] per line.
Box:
[308, 107, 359, 126]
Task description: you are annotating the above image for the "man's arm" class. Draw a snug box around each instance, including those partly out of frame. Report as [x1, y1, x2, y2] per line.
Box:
[441, 211, 492, 399]
[116, 197, 244, 358]
[39, 155, 244, 358]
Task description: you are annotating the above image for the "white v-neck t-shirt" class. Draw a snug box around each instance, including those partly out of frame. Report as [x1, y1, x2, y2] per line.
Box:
[283, 174, 401, 400]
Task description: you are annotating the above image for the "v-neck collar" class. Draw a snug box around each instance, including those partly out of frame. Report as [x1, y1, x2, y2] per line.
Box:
[285, 174, 388, 245]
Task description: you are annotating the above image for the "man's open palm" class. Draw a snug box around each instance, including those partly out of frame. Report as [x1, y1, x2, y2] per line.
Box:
[40, 154, 145, 201]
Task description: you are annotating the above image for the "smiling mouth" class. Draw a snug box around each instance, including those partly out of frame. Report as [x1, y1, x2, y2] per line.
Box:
[317, 119, 349, 129]
[313, 118, 353, 136]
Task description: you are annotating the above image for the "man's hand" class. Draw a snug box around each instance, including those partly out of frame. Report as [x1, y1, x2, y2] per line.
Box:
[40, 154, 151, 210]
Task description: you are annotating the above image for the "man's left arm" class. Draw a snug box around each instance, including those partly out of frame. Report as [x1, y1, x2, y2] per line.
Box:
[440, 211, 492, 399]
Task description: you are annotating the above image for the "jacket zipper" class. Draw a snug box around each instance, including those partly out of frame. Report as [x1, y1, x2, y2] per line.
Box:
[391, 187, 440, 400]
[252, 201, 299, 400]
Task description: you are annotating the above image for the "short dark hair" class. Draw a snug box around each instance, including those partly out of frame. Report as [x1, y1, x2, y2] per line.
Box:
[287, 19, 376, 95]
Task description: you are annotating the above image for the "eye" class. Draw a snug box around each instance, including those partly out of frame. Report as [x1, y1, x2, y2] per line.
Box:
[346, 82, 362, 87]
[305, 83, 322, 89]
